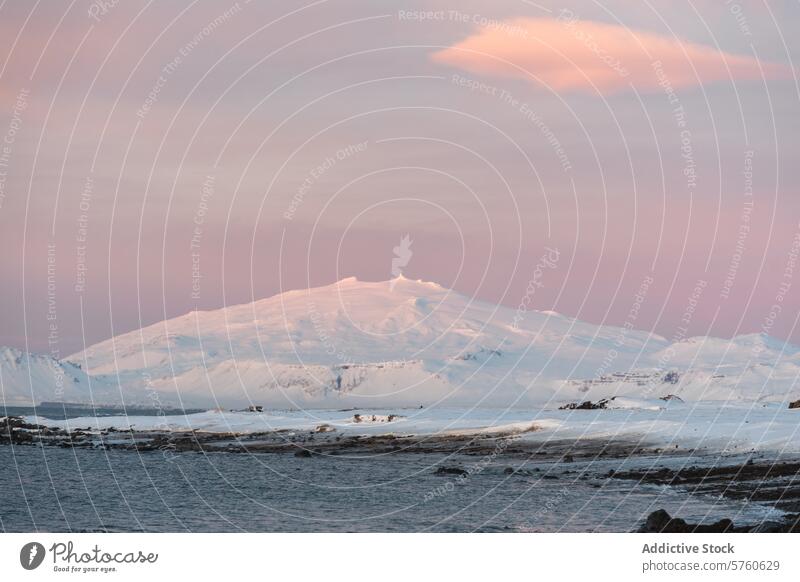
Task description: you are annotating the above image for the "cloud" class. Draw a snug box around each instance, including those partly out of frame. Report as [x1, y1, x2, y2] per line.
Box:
[432, 15, 793, 95]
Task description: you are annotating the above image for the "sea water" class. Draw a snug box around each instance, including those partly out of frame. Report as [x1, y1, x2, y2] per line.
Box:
[0, 445, 783, 532]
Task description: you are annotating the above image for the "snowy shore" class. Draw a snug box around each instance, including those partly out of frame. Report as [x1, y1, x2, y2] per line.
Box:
[19, 399, 800, 457]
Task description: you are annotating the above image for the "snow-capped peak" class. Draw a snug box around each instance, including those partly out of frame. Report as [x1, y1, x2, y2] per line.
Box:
[3, 278, 800, 408]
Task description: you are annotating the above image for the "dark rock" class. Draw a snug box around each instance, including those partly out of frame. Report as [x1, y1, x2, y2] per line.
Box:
[789, 400, 800, 409]
[294, 449, 313, 458]
[638, 509, 742, 533]
[662, 371, 680, 385]
[434, 466, 468, 477]
[559, 398, 614, 410]
[660, 393, 684, 402]
[639, 509, 673, 532]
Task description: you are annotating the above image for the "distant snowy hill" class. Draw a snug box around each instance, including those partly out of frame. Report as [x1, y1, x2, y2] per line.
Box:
[3, 277, 800, 408]
[0, 346, 118, 406]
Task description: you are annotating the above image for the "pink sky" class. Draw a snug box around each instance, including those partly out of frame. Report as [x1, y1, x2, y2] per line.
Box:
[1, 0, 799, 354]
[433, 15, 792, 94]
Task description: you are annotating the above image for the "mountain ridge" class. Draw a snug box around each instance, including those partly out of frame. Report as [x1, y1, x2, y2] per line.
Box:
[2, 277, 799, 408]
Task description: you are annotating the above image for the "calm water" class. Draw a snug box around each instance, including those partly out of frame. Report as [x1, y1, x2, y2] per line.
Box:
[0, 445, 783, 532]
[2, 405, 203, 420]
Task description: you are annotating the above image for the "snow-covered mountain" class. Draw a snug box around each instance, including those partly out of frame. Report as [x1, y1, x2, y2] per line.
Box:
[4, 277, 800, 408]
[0, 346, 119, 405]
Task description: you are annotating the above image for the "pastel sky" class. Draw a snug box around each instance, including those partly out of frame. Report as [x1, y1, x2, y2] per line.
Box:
[1, 0, 799, 354]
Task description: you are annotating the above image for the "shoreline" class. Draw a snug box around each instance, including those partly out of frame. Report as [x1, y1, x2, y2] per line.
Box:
[1, 413, 690, 459]
[4, 413, 800, 532]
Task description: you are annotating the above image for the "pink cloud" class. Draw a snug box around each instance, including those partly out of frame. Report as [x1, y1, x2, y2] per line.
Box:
[433, 16, 792, 95]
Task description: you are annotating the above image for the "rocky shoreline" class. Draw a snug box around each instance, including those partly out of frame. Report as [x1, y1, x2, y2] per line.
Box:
[0, 414, 677, 459]
[637, 508, 799, 532]
[616, 461, 800, 533]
